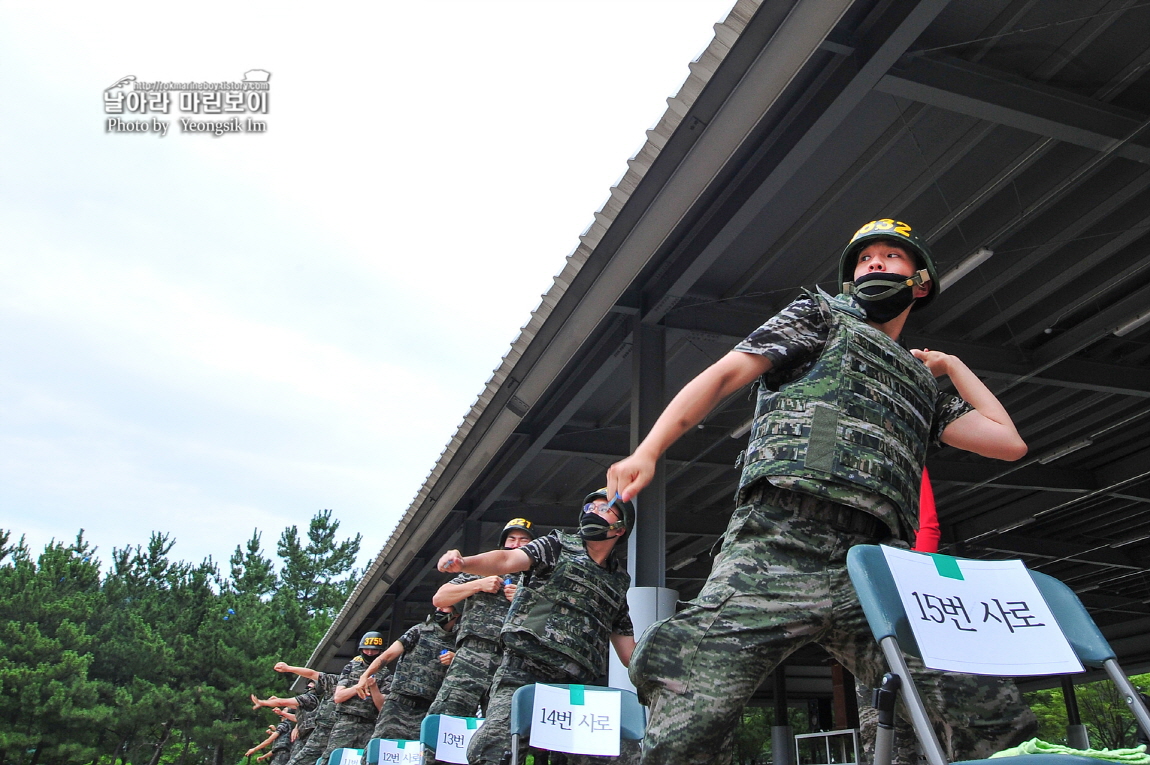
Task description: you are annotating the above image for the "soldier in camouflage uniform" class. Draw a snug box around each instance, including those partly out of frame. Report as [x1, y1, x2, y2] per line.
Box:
[420, 519, 536, 764]
[353, 608, 459, 741]
[270, 719, 295, 765]
[607, 220, 1036, 765]
[319, 632, 389, 760]
[246, 720, 293, 764]
[429, 518, 536, 718]
[437, 489, 638, 765]
[251, 662, 341, 765]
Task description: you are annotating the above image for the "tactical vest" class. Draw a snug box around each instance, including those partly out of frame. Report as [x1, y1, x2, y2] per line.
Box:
[336, 656, 382, 720]
[456, 573, 518, 644]
[390, 619, 456, 701]
[502, 532, 630, 680]
[739, 290, 937, 534]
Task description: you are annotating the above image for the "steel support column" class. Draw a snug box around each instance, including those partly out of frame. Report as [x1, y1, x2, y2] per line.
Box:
[773, 665, 796, 765]
[387, 600, 406, 646]
[629, 318, 666, 587]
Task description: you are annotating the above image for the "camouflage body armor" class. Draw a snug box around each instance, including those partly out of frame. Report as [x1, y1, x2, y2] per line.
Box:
[336, 657, 382, 720]
[455, 573, 518, 645]
[391, 619, 456, 701]
[739, 290, 938, 536]
[502, 531, 630, 680]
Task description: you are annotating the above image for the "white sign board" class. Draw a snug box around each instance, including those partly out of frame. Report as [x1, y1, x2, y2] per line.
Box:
[881, 546, 1083, 675]
[329, 749, 362, 765]
[530, 684, 622, 757]
[374, 740, 419, 765]
[434, 716, 483, 764]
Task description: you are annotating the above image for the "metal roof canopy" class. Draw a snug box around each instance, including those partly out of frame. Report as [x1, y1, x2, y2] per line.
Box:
[310, 0, 1150, 697]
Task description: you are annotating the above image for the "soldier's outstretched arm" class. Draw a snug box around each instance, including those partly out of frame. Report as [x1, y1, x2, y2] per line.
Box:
[251, 694, 299, 710]
[353, 641, 406, 697]
[610, 634, 637, 668]
[913, 349, 1027, 461]
[432, 575, 503, 608]
[607, 350, 772, 502]
[274, 662, 320, 681]
[245, 732, 277, 756]
[437, 548, 531, 577]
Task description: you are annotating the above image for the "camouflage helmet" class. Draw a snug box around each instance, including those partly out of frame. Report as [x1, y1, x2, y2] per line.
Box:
[358, 631, 386, 652]
[838, 219, 939, 311]
[499, 517, 535, 546]
[583, 488, 635, 542]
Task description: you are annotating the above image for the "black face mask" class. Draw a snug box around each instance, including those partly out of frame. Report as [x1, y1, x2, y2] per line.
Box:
[432, 610, 454, 627]
[578, 511, 612, 541]
[578, 511, 628, 542]
[850, 270, 920, 323]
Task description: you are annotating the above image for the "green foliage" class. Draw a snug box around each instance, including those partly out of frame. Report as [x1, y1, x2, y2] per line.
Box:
[734, 704, 811, 765]
[1024, 673, 1150, 750]
[0, 511, 361, 765]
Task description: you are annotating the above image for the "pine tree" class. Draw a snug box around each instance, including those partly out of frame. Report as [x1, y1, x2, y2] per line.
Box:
[276, 510, 360, 617]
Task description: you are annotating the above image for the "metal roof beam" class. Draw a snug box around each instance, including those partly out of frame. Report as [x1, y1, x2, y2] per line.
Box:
[876, 56, 1150, 164]
[955, 444, 1150, 540]
[901, 332, 1150, 398]
[1000, 281, 1150, 392]
[643, 0, 956, 325]
[927, 459, 1095, 491]
[540, 448, 731, 471]
[467, 320, 631, 520]
[972, 533, 1142, 571]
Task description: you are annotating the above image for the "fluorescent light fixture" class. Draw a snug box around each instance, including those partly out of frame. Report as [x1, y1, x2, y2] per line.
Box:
[1037, 438, 1093, 464]
[730, 417, 754, 439]
[1111, 532, 1150, 548]
[939, 247, 994, 292]
[1114, 308, 1150, 337]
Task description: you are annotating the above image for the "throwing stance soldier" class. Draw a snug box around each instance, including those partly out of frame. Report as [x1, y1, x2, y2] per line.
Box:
[354, 607, 459, 741]
[319, 632, 388, 760]
[251, 662, 339, 765]
[437, 490, 637, 765]
[429, 518, 535, 718]
[607, 220, 1037, 764]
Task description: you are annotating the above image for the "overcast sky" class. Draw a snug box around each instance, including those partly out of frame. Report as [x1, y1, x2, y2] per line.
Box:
[0, 0, 736, 573]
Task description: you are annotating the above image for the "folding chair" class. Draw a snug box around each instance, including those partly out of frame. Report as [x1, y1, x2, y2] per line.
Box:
[509, 684, 647, 763]
[419, 714, 483, 764]
[846, 544, 1150, 765]
[323, 750, 363, 765]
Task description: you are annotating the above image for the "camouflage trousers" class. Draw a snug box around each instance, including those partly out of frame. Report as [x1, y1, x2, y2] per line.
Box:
[857, 678, 921, 764]
[286, 718, 335, 765]
[467, 649, 641, 765]
[319, 712, 377, 761]
[430, 635, 502, 717]
[270, 747, 292, 765]
[423, 636, 503, 765]
[630, 487, 1036, 765]
[373, 692, 431, 741]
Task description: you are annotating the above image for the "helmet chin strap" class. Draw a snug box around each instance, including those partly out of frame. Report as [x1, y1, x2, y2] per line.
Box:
[842, 268, 930, 299]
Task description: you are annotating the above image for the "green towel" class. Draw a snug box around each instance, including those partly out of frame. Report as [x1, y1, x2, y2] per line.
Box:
[990, 738, 1150, 763]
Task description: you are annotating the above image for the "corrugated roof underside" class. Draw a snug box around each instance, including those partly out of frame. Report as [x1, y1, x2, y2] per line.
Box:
[314, 0, 763, 656]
